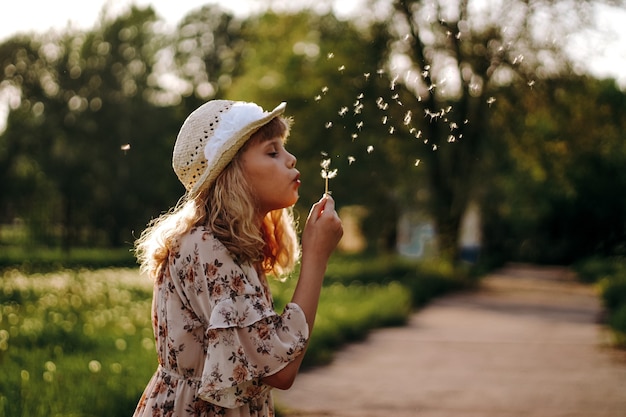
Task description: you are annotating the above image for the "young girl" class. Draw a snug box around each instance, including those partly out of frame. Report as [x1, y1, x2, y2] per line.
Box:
[133, 100, 343, 417]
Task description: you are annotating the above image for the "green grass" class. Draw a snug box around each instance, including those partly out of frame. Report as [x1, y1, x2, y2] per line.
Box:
[574, 257, 626, 348]
[0, 255, 469, 416]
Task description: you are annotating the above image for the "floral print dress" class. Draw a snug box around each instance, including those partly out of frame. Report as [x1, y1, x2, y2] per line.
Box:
[133, 227, 309, 417]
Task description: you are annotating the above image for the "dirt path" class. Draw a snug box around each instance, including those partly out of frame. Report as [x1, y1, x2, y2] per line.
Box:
[275, 264, 626, 417]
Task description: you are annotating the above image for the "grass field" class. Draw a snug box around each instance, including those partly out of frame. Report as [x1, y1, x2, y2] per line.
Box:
[0, 256, 467, 416]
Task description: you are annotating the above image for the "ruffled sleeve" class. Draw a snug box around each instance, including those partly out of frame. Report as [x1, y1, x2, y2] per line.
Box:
[173, 228, 309, 408]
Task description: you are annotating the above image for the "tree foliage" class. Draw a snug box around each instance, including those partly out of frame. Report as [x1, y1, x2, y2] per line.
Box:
[0, 2, 625, 265]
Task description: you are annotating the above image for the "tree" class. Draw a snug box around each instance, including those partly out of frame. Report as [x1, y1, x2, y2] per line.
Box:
[379, 0, 615, 259]
[0, 6, 181, 248]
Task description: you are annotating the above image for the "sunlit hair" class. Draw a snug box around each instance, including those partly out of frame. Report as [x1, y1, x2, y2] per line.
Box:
[135, 116, 299, 280]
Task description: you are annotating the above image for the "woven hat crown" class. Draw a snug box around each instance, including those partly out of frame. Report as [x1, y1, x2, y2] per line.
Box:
[172, 100, 286, 196]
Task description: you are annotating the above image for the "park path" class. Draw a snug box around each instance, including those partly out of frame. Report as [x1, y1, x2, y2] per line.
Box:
[275, 264, 626, 417]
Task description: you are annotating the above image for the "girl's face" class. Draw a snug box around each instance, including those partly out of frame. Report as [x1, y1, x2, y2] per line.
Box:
[240, 136, 300, 215]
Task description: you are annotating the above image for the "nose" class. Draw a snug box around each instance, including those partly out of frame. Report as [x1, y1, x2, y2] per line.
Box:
[287, 151, 297, 168]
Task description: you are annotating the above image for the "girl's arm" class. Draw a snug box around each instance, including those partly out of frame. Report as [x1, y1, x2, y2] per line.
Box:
[262, 195, 343, 389]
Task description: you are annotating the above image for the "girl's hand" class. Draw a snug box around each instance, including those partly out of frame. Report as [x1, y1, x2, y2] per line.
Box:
[301, 195, 343, 263]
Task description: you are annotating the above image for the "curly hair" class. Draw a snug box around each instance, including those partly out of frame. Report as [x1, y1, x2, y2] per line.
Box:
[135, 116, 299, 280]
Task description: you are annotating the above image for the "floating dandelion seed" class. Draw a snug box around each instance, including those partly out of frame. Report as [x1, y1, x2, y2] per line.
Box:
[528, 80, 535, 88]
[390, 75, 399, 90]
[404, 111, 413, 125]
[364, 73, 371, 80]
[389, 126, 395, 134]
[464, 119, 469, 124]
[382, 116, 388, 124]
[487, 97, 496, 106]
[448, 135, 456, 143]
[325, 121, 333, 129]
[376, 68, 385, 76]
[321, 86, 329, 94]
[338, 65, 346, 72]
[121, 143, 131, 152]
[357, 93, 364, 99]
[327, 52, 335, 59]
[367, 145, 374, 154]
[356, 121, 364, 130]
[348, 156, 356, 165]
[449, 122, 458, 130]
[314, 95, 322, 101]
[414, 159, 421, 167]
[320, 157, 338, 196]
[339, 107, 349, 116]
[432, 144, 438, 151]
[351, 133, 358, 141]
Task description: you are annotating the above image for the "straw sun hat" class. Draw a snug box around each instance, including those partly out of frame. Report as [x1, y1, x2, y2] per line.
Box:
[172, 100, 286, 196]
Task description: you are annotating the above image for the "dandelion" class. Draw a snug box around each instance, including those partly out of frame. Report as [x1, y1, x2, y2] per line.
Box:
[320, 157, 338, 196]
[88, 360, 102, 373]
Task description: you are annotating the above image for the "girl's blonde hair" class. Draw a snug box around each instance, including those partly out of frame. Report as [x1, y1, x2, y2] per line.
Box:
[135, 117, 299, 280]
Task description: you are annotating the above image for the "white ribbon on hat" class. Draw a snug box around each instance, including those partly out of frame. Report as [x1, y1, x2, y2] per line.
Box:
[204, 102, 267, 162]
